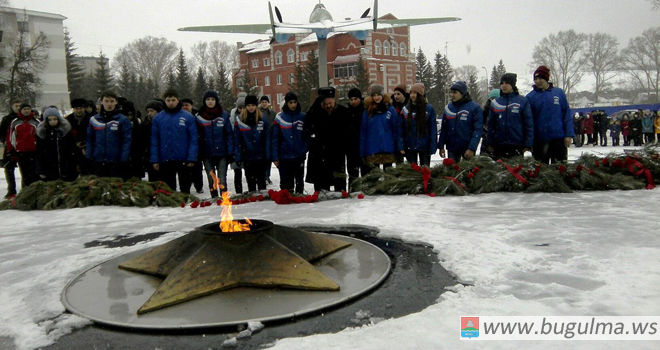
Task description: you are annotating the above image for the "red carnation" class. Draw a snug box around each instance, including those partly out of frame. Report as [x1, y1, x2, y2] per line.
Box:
[467, 172, 475, 179]
[217, 199, 222, 205]
[341, 190, 348, 198]
[588, 169, 595, 175]
[180, 202, 186, 208]
[576, 165, 583, 172]
[453, 165, 460, 171]
[190, 200, 200, 208]
[428, 193, 436, 197]
[411, 163, 421, 171]
[602, 158, 610, 165]
[443, 158, 455, 166]
[357, 194, 365, 199]
[257, 195, 265, 201]
[472, 166, 480, 173]
[249, 196, 257, 202]
[558, 165, 567, 173]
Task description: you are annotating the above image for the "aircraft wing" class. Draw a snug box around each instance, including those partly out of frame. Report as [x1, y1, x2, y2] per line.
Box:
[178, 24, 273, 34]
[379, 17, 461, 27]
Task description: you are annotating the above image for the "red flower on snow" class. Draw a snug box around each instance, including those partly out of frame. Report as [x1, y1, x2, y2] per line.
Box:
[443, 158, 455, 166]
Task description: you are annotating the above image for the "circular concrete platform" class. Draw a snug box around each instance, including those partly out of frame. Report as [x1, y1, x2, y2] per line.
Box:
[61, 232, 391, 330]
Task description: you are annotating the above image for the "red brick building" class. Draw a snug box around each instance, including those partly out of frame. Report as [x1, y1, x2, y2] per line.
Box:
[233, 14, 415, 112]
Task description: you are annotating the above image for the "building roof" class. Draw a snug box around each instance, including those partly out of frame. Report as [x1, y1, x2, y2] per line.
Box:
[332, 54, 360, 65]
[1, 6, 67, 20]
[239, 39, 271, 54]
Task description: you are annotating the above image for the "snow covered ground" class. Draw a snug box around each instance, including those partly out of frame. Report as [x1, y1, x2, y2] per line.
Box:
[1, 146, 659, 350]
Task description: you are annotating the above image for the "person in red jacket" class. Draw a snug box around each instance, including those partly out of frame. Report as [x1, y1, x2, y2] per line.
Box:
[581, 113, 594, 146]
[621, 114, 631, 146]
[5, 103, 40, 189]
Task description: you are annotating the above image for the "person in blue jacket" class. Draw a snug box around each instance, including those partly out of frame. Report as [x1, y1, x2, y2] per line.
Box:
[401, 83, 437, 166]
[360, 84, 402, 172]
[196, 90, 233, 197]
[487, 73, 534, 159]
[86, 90, 131, 178]
[437, 81, 482, 163]
[271, 92, 307, 194]
[234, 95, 270, 192]
[526, 65, 574, 164]
[150, 89, 198, 193]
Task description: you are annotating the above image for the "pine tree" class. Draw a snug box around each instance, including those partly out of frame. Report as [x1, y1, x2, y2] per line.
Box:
[175, 49, 192, 99]
[355, 55, 371, 96]
[193, 67, 207, 106]
[64, 28, 85, 100]
[117, 62, 136, 99]
[94, 51, 113, 95]
[415, 48, 433, 90]
[289, 50, 319, 111]
[429, 51, 453, 109]
[489, 59, 507, 89]
[466, 71, 484, 105]
[215, 63, 234, 110]
[166, 70, 176, 91]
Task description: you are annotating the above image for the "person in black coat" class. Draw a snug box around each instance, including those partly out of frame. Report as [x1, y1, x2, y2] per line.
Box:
[66, 98, 92, 175]
[346, 88, 365, 191]
[36, 107, 77, 181]
[304, 87, 349, 192]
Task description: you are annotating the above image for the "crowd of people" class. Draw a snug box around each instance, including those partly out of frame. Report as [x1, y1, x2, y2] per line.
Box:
[573, 109, 660, 147]
[2, 65, 658, 200]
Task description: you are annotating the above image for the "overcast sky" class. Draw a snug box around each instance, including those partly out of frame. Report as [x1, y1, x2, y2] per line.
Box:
[8, 0, 659, 90]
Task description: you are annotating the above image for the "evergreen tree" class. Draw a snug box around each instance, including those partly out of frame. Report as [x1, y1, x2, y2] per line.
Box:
[415, 48, 433, 89]
[64, 28, 85, 100]
[193, 67, 207, 106]
[166, 70, 176, 91]
[466, 71, 484, 105]
[117, 62, 136, 99]
[489, 59, 507, 89]
[133, 76, 151, 112]
[94, 51, 113, 96]
[175, 49, 192, 99]
[289, 50, 319, 110]
[429, 51, 453, 109]
[215, 63, 235, 110]
[355, 55, 371, 96]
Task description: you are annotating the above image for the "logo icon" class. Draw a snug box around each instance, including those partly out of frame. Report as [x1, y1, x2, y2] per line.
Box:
[461, 317, 479, 338]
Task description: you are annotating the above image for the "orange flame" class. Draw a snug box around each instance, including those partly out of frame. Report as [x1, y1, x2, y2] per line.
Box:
[209, 170, 224, 191]
[219, 191, 252, 232]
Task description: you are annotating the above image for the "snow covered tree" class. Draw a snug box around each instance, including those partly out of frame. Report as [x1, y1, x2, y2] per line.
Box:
[64, 28, 85, 100]
[94, 51, 113, 96]
[429, 51, 452, 110]
[175, 49, 192, 99]
[193, 67, 207, 106]
[531, 30, 587, 98]
[583, 33, 619, 103]
[489, 60, 506, 90]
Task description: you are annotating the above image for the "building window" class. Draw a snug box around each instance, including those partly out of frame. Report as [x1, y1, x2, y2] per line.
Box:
[17, 21, 29, 33]
[383, 41, 390, 56]
[333, 63, 358, 79]
[276, 93, 283, 107]
[263, 57, 270, 66]
[301, 51, 309, 61]
[251, 59, 259, 68]
[391, 42, 398, 56]
[275, 51, 282, 65]
[374, 40, 381, 55]
[276, 74, 282, 85]
[287, 48, 295, 63]
[400, 43, 407, 57]
[265, 75, 270, 86]
[254, 77, 258, 86]
[289, 73, 295, 84]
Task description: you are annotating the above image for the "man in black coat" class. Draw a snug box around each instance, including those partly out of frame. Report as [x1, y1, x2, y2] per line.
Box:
[346, 88, 364, 191]
[304, 87, 349, 192]
[66, 98, 92, 175]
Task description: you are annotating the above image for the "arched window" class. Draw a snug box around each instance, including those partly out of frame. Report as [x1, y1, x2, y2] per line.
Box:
[275, 51, 282, 65]
[374, 40, 381, 55]
[399, 43, 407, 57]
[383, 41, 390, 56]
[287, 48, 295, 63]
[391, 41, 398, 56]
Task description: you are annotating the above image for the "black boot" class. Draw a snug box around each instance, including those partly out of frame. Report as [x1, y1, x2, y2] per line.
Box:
[210, 189, 219, 198]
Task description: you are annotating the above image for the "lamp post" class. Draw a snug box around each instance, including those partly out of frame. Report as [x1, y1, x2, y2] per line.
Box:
[481, 66, 489, 93]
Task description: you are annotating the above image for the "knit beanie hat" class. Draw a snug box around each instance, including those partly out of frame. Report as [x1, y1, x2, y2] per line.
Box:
[348, 87, 362, 99]
[368, 84, 384, 96]
[284, 92, 298, 103]
[20, 103, 31, 110]
[393, 83, 407, 95]
[410, 83, 425, 96]
[259, 95, 269, 103]
[533, 66, 550, 81]
[500, 73, 517, 87]
[43, 107, 61, 119]
[71, 98, 86, 108]
[245, 95, 258, 106]
[145, 100, 164, 112]
[202, 90, 220, 104]
[450, 81, 468, 96]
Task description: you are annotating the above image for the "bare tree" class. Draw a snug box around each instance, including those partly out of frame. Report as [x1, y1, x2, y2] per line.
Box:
[453, 65, 484, 103]
[1, 10, 50, 105]
[621, 27, 660, 103]
[583, 33, 619, 102]
[190, 40, 238, 85]
[112, 36, 178, 93]
[531, 30, 586, 97]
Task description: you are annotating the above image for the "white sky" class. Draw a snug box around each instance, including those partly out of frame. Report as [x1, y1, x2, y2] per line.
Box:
[8, 0, 660, 90]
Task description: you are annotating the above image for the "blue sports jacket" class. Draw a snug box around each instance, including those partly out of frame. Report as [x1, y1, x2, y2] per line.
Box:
[526, 85, 574, 141]
[401, 103, 438, 153]
[150, 109, 198, 163]
[360, 105, 402, 158]
[196, 112, 234, 159]
[487, 93, 534, 148]
[86, 111, 131, 163]
[234, 117, 270, 162]
[270, 109, 307, 161]
[438, 100, 483, 153]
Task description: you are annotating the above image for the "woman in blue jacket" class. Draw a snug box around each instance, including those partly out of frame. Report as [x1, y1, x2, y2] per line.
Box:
[360, 84, 402, 172]
[196, 90, 233, 197]
[438, 81, 482, 162]
[271, 92, 307, 194]
[401, 83, 437, 166]
[234, 95, 270, 192]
